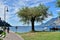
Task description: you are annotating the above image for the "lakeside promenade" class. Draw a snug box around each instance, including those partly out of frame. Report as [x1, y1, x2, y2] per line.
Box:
[3, 31, 24, 40]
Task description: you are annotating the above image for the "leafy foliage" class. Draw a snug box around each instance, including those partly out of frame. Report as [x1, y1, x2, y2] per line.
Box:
[56, 0, 60, 7]
[58, 12, 60, 18]
[17, 4, 49, 24]
[0, 39, 3, 40]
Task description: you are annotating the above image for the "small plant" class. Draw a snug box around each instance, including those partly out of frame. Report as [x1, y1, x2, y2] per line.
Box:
[0, 39, 3, 40]
[0, 30, 3, 34]
[0, 31, 6, 38]
[1, 32, 6, 38]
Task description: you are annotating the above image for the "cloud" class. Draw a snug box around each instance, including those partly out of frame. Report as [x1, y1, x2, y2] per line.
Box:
[56, 10, 60, 12]
[0, 1, 5, 20]
[16, 0, 55, 7]
[0, 1, 11, 21]
[3, 0, 54, 8]
[0, 0, 55, 26]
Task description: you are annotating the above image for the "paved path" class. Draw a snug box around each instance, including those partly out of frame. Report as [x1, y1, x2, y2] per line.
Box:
[3, 32, 24, 40]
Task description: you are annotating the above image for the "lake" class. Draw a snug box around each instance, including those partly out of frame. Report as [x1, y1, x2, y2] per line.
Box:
[10, 26, 50, 33]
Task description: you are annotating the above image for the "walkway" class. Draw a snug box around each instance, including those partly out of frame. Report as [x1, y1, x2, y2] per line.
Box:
[3, 32, 24, 40]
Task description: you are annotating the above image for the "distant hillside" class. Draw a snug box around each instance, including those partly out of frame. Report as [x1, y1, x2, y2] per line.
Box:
[44, 17, 58, 26]
[38, 17, 60, 27]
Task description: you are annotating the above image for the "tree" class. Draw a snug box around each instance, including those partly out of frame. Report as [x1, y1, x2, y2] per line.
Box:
[58, 12, 60, 18]
[17, 4, 50, 32]
[56, 0, 60, 7]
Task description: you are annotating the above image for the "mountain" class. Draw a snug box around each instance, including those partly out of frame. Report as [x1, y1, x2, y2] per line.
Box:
[43, 17, 58, 26]
[38, 17, 60, 27]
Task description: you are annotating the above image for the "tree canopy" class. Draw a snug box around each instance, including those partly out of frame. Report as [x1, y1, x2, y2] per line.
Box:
[17, 4, 49, 23]
[57, 0, 60, 7]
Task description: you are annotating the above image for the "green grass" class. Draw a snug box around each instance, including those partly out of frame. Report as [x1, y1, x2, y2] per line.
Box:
[16, 32, 60, 40]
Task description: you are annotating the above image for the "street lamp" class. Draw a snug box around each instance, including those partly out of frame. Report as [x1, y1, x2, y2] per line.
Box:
[4, 6, 8, 21]
[4, 6, 8, 31]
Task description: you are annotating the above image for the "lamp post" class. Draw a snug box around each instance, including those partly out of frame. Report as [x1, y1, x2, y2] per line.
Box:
[4, 6, 8, 31]
[4, 6, 8, 21]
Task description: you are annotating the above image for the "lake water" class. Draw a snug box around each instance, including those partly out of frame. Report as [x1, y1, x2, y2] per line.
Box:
[10, 26, 50, 33]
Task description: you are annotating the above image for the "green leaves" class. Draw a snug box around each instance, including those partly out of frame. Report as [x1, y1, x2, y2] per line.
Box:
[17, 4, 50, 24]
[56, 0, 60, 7]
[58, 12, 60, 18]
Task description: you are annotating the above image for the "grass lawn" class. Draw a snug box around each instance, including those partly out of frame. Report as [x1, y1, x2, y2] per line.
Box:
[16, 32, 60, 40]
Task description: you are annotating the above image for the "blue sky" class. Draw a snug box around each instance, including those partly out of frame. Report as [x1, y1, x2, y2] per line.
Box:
[0, 0, 59, 26]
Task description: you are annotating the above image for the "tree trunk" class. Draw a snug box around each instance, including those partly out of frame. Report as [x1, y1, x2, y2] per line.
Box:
[31, 20, 35, 32]
[31, 17, 35, 32]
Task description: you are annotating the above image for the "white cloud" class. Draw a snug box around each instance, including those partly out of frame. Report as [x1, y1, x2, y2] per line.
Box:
[56, 10, 60, 12]
[0, 0, 55, 26]
[0, 1, 5, 20]
[10, 0, 54, 8]
[0, 1, 10, 21]
[41, 0, 54, 3]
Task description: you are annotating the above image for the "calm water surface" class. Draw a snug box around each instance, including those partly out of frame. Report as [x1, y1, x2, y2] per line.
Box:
[10, 26, 51, 33]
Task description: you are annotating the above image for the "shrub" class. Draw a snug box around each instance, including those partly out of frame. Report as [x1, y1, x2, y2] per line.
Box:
[0, 39, 3, 40]
[0, 30, 3, 34]
[2, 32, 6, 38]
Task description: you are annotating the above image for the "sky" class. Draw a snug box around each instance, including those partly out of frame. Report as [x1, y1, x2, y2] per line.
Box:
[0, 0, 60, 26]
